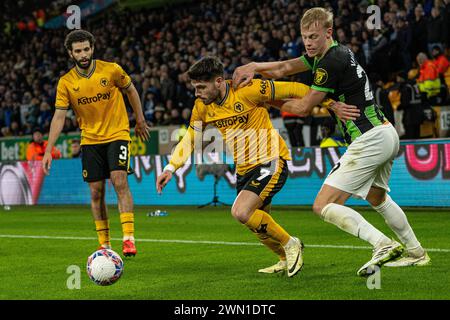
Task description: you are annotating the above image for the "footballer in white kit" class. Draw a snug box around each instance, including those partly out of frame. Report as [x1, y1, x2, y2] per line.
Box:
[233, 7, 430, 276]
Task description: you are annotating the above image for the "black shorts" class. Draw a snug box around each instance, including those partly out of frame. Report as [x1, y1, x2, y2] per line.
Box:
[81, 140, 133, 182]
[236, 158, 288, 207]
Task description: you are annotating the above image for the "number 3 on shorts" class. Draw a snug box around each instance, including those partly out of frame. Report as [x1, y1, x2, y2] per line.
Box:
[119, 145, 128, 161]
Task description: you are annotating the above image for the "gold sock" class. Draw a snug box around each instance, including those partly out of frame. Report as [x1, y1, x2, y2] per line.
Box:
[94, 219, 110, 247]
[257, 233, 287, 260]
[120, 212, 134, 238]
[245, 209, 291, 246]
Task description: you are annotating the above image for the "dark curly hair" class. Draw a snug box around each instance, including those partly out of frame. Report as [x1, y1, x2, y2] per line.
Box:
[64, 29, 95, 51]
[187, 56, 224, 81]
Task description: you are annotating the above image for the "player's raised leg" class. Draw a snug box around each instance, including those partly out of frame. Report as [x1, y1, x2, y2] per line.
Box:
[110, 170, 136, 257]
[232, 190, 303, 277]
[367, 187, 430, 267]
[89, 180, 111, 250]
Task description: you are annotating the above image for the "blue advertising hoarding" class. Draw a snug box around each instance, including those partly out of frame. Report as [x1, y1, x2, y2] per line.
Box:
[24, 140, 449, 207]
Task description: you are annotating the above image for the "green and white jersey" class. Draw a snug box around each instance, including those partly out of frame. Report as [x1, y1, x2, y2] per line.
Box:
[300, 41, 387, 144]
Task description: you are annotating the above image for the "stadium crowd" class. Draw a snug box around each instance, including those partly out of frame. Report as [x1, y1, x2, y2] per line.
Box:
[0, 0, 449, 144]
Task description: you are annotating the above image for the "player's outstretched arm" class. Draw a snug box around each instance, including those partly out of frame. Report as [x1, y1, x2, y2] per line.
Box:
[125, 83, 151, 141]
[43, 109, 67, 175]
[282, 89, 360, 121]
[155, 124, 198, 194]
[279, 89, 328, 116]
[232, 58, 309, 89]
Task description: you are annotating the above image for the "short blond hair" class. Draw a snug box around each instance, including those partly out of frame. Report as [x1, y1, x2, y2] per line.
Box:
[301, 7, 334, 30]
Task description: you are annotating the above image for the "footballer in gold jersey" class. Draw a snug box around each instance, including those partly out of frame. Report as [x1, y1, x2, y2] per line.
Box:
[156, 57, 333, 277]
[42, 30, 150, 257]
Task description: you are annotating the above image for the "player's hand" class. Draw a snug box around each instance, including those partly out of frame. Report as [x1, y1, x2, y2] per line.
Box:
[135, 119, 151, 142]
[232, 63, 255, 90]
[42, 151, 52, 175]
[330, 102, 360, 121]
[156, 170, 173, 194]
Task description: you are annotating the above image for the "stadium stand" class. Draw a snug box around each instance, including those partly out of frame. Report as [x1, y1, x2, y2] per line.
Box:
[0, 0, 449, 141]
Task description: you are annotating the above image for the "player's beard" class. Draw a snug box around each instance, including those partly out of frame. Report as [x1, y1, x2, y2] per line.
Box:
[203, 96, 216, 105]
[205, 89, 221, 105]
[74, 55, 93, 70]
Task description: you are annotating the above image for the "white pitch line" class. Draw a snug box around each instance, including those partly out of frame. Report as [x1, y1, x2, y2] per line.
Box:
[0, 234, 449, 253]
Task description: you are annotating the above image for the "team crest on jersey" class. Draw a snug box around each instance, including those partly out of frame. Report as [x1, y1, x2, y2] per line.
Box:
[207, 111, 215, 118]
[100, 78, 109, 87]
[234, 102, 244, 113]
[314, 68, 328, 86]
[82, 170, 88, 178]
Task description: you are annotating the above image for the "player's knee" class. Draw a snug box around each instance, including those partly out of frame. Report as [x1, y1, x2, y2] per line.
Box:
[230, 205, 248, 224]
[90, 188, 104, 202]
[230, 205, 241, 220]
[111, 175, 128, 193]
[367, 192, 386, 207]
[312, 200, 326, 217]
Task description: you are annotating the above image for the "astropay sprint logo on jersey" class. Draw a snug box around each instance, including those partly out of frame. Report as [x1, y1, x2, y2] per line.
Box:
[77, 92, 111, 105]
[169, 121, 282, 168]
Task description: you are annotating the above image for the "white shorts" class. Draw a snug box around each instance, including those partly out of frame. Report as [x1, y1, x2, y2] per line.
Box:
[324, 123, 399, 199]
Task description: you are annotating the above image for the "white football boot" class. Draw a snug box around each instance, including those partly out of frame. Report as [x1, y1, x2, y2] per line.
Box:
[357, 240, 404, 276]
[384, 251, 431, 267]
[282, 237, 304, 277]
[258, 260, 287, 274]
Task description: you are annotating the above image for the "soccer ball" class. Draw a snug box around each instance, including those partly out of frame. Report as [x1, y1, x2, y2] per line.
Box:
[86, 249, 124, 286]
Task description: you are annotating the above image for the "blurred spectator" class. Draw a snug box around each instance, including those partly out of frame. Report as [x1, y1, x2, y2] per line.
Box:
[176, 75, 196, 110]
[143, 91, 158, 121]
[336, 28, 348, 45]
[361, 30, 372, 66]
[426, 7, 445, 55]
[26, 127, 61, 161]
[411, 5, 428, 58]
[160, 68, 175, 103]
[170, 108, 183, 125]
[416, 52, 441, 102]
[396, 73, 425, 140]
[444, 0, 450, 49]
[62, 117, 75, 134]
[71, 139, 81, 158]
[370, 29, 390, 81]
[24, 98, 40, 131]
[1, 127, 12, 137]
[393, 17, 412, 72]
[181, 107, 191, 127]
[371, 73, 395, 125]
[431, 46, 450, 76]
[281, 111, 305, 148]
[431, 45, 449, 103]
[152, 105, 166, 127]
[71, 116, 79, 132]
[10, 121, 22, 136]
[281, 35, 300, 58]
[351, 43, 366, 69]
[38, 101, 52, 133]
[265, 30, 283, 59]
[319, 117, 346, 148]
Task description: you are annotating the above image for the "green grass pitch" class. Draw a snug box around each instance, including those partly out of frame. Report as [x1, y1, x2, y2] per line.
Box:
[0, 205, 449, 300]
